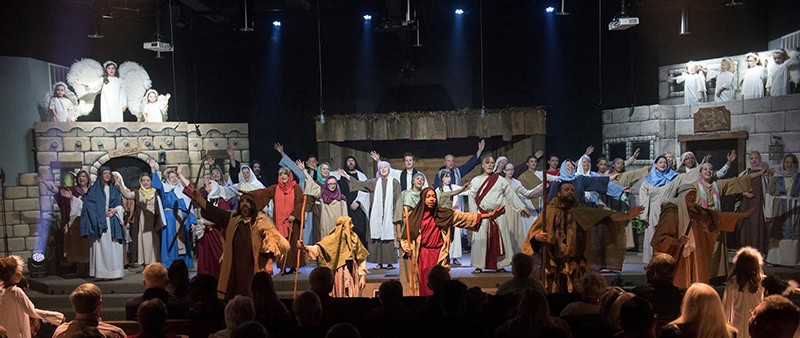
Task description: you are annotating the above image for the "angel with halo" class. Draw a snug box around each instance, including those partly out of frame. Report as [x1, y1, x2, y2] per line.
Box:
[66, 59, 153, 122]
[40, 82, 78, 122]
[140, 89, 171, 122]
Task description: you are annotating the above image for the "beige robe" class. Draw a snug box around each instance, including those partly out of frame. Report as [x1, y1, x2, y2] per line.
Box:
[304, 179, 349, 237]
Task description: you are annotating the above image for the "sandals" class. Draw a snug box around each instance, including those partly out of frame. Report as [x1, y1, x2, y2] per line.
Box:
[472, 268, 482, 274]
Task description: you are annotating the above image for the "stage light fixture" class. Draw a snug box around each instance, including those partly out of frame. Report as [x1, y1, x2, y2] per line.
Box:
[272, 20, 282, 27]
[725, 0, 744, 6]
[545, 6, 555, 13]
[28, 252, 48, 278]
[363, 14, 372, 21]
[454, 9, 464, 15]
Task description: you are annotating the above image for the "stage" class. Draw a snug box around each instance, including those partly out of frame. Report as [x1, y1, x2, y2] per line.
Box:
[25, 251, 800, 321]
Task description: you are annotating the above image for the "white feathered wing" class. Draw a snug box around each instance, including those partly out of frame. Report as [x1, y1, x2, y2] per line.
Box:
[66, 58, 104, 117]
[118, 61, 152, 117]
[38, 86, 79, 122]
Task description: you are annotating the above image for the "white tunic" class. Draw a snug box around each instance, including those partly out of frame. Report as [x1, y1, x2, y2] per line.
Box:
[468, 174, 528, 269]
[142, 102, 164, 122]
[714, 71, 736, 102]
[675, 72, 707, 105]
[0, 286, 64, 338]
[438, 184, 467, 259]
[767, 55, 799, 96]
[722, 281, 763, 338]
[87, 77, 127, 122]
[741, 66, 767, 99]
[48, 97, 75, 122]
[89, 186, 125, 279]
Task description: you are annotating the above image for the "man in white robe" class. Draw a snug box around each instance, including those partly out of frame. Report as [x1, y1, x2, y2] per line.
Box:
[370, 151, 429, 191]
[469, 156, 529, 273]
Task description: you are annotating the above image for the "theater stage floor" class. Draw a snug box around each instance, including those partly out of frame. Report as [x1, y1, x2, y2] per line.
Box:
[25, 251, 800, 321]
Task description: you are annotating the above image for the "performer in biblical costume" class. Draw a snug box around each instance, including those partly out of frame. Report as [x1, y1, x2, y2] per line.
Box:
[501, 162, 542, 253]
[190, 188, 290, 300]
[140, 89, 170, 122]
[740, 53, 767, 99]
[400, 188, 501, 296]
[74, 61, 127, 122]
[183, 178, 227, 279]
[640, 156, 701, 263]
[37, 171, 92, 273]
[339, 162, 402, 270]
[766, 49, 799, 97]
[116, 172, 165, 266]
[468, 156, 530, 274]
[42, 82, 77, 122]
[369, 151, 429, 191]
[436, 169, 471, 266]
[81, 167, 125, 280]
[668, 61, 707, 104]
[652, 185, 752, 288]
[695, 161, 761, 279]
[152, 163, 196, 269]
[308, 162, 333, 243]
[338, 156, 371, 247]
[547, 159, 626, 206]
[400, 172, 427, 212]
[300, 216, 369, 298]
[300, 161, 348, 239]
[714, 57, 737, 102]
[433, 139, 485, 189]
[766, 154, 800, 267]
[259, 168, 307, 274]
[736, 151, 772, 254]
[523, 181, 644, 293]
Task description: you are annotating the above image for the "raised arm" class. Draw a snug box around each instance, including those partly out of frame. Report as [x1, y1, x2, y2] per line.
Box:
[35, 175, 59, 194]
[276, 142, 306, 188]
[176, 164, 192, 187]
[227, 145, 240, 184]
[339, 168, 377, 193]
[457, 139, 486, 175]
[298, 160, 321, 198]
[625, 148, 641, 167]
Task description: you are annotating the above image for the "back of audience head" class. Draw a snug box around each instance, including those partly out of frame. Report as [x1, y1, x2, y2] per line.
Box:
[620, 296, 656, 338]
[645, 253, 676, 285]
[427, 265, 451, 294]
[378, 280, 403, 307]
[143, 263, 168, 289]
[516, 287, 551, 327]
[608, 292, 635, 331]
[673, 283, 734, 338]
[224, 295, 255, 330]
[749, 295, 800, 338]
[439, 279, 468, 317]
[326, 323, 361, 338]
[510, 252, 534, 279]
[231, 320, 268, 338]
[70, 283, 103, 316]
[0, 255, 24, 287]
[309, 267, 334, 295]
[579, 270, 607, 300]
[294, 290, 323, 327]
[138, 298, 167, 337]
[600, 287, 625, 321]
[168, 259, 190, 296]
[189, 274, 219, 305]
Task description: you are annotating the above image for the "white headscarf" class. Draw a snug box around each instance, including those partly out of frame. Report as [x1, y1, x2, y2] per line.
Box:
[207, 180, 226, 201]
[576, 155, 593, 176]
[494, 156, 508, 173]
[370, 161, 395, 240]
[162, 169, 191, 209]
[237, 164, 265, 192]
[677, 151, 696, 172]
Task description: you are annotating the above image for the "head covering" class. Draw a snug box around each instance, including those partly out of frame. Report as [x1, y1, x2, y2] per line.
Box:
[240, 188, 270, 211]
[80, 167, 125, 242]
[376, 161, 391, 178]
[645, 157, 679, 187]
[144, 89, 159, 101]
[779, 154, 799, 177]
[321, 176, 346, 204]
[206, 180, 225, 201]
[103, 61, 118, 68]
[315, 163, 330, 185]
[677, 151, 696, 172]
[437, 168, 452, 190]
[559, 160, 578, 181]
[277, 168, 297, 193]
[139, 174, 157, 201]
[494, 156, 509, 173]
[344, 156, 362, 173]
[238, 164, 266, 192]
[411, 172, 426, 190]
[314, 216, 369, 270]
[576, 155, 595, 177]
[162, 168, 191, 208]
[403, 187, 455, 242]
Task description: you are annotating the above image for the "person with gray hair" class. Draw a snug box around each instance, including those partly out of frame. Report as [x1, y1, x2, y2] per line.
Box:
[211, 295, 255, 338]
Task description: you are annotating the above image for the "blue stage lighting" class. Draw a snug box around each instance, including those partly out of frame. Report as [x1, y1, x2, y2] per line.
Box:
[272, 20, 281, 27]
[454, 9, 464, 15]
[363, 14, 372, 21]
[545, 6, 555, 13]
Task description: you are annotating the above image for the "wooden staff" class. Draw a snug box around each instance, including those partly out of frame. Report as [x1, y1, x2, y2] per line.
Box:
[168, 162, 205, 252]
[293, 195, 308, 298]
[403, 208, 417, 295]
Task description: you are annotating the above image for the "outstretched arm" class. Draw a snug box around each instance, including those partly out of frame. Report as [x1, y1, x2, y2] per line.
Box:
[34, 175, 59, 194]
[625, 148, 641, 167]
[227, 145, 240, 184]
[176, 164, 191, 187]
[609, 205, 644, 222]
[276, 142, 306, 188]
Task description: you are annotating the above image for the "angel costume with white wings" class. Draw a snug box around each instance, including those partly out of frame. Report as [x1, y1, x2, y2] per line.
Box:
[140, 89, 171, 122]
[66, 59, 153, 122]
[40, 82, 78, 122]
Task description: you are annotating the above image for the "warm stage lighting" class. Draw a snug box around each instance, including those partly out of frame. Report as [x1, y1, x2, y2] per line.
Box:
[363, 14, 372, 21]
[272, 20, 281, 27]
[454, 9, 464, 15]
[545, 6, 555, 13]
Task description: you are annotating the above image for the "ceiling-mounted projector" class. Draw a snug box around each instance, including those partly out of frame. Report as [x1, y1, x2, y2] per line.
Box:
[143, 41, 173, 52]
[609, 16, 639, 30]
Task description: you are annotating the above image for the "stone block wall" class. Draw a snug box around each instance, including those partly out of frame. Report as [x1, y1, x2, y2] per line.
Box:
[602, 94, 800, 164]
[0, 122, 249, 267]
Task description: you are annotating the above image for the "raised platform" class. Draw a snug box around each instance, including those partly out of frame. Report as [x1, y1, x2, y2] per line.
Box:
[25, 252, 800, 321]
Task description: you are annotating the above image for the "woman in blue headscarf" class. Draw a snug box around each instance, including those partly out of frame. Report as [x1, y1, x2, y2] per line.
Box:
[548, 159, 626, 206]
[81, 166, 125, 280]
[639, 155, 702, 263]
[150, 160, 196, 269]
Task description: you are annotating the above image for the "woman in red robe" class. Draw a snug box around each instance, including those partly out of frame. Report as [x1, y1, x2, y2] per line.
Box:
[400, 187, 502, 296]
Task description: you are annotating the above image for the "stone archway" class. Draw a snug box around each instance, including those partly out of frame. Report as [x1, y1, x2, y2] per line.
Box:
[88, 153, 155, 189]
